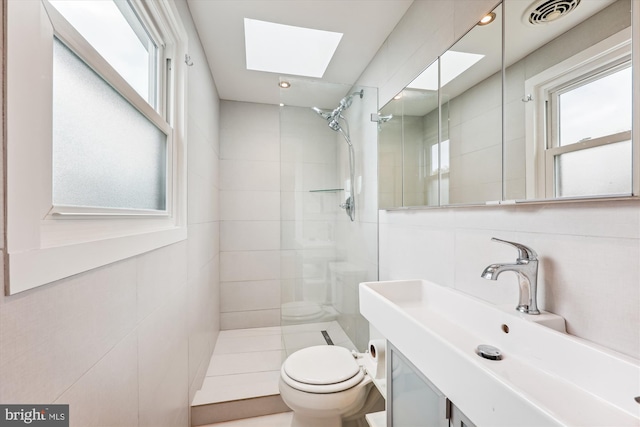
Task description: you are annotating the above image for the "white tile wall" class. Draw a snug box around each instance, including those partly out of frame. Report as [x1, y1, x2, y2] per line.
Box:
[221, 221, 280, 252]
[54, 333, 139, 427]
[220, 251, 281, 283]
[0, 2, 221, 426]
[137, 286, 189, 427]
[379, 201, 640, 358]
[220, 160, 280, 192]
[219, 101, 283, 330]
[220, 310, 282, 331]
[221, 280, 281, 312]
[220, 191, 280, 221]
[0, 259, 138, 404]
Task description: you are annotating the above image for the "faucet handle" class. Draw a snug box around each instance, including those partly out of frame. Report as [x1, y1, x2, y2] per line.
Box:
[491, 238, 537, 261]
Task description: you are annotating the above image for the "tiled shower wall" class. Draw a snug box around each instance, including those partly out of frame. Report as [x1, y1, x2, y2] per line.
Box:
[0, 1, 221, 425]
[219, 101, 282, 329]
[218, 98, 380, 354]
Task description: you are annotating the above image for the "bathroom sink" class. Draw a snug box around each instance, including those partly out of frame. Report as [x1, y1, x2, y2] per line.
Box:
[359, 279, 640, 426]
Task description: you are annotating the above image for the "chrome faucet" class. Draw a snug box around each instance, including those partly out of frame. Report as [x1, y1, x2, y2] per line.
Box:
[481, 238, 540, 315]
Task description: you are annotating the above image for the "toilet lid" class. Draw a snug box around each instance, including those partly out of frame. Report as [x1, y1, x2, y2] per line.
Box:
[284, 345, 360, 385]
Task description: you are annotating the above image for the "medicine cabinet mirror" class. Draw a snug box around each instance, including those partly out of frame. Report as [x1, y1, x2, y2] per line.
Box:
[378, 0, 636, 208]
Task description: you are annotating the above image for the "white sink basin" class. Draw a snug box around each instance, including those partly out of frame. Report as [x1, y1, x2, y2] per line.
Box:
[360, 279, 640, 426]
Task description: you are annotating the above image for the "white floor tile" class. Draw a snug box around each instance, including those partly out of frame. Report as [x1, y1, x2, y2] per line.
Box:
[206, 350, 285, 376]
[282, 331, 327, 354]
[280, 321, 335, 334]
[200, 411, 293, 427]
[218, 326, 283, 338]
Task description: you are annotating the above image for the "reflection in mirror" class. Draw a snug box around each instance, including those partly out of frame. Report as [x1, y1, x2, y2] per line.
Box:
[439, 3, 503, 205]
[377, 95, 403, 208]
[403, 60, 440, 207]
[377, 60, 440, 208]
[504, 0, 633, 200]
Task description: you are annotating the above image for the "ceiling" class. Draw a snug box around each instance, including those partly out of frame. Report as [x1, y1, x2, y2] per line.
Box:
[186, 0, 413, 109]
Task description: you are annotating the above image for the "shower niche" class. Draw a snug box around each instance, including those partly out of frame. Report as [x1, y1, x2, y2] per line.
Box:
[279, 81, 378, 353]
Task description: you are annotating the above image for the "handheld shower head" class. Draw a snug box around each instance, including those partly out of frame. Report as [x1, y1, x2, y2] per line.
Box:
[328, 119, 341, 132]
[312, 107, 332, 120]
[309, 89, 362, 222]
[312, 90, 364, 126]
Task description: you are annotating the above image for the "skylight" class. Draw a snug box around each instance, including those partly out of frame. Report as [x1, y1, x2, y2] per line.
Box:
[244, 18, 343, 78]
[408, 51, 484, 91]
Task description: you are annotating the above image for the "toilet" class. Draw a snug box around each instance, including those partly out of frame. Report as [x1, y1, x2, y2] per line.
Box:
[279, 345, 383, 427]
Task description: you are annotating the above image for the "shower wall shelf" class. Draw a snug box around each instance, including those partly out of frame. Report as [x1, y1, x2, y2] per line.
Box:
[309, 188, 344, 193]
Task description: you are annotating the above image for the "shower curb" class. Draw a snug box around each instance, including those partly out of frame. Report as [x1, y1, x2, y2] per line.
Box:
[190, 393, 290, 426]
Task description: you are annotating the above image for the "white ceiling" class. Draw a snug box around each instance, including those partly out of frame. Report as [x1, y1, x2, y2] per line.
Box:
[186, 0, 413, 108]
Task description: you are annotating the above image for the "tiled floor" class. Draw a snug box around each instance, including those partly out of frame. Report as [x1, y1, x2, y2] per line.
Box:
[199, 412, 294, 427]
[192, 321, 356, 407]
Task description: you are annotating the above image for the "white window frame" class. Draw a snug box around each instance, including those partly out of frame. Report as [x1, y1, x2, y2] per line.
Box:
[524, 28, 632, 199]
[5, 0, 188, 294]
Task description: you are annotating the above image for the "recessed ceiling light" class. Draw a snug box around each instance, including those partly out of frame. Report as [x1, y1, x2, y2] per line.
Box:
[244, 18, 343, 78]
[393, 93, 403, 100]
[279, 81, 291, 89]
[478, 12, 496, 26]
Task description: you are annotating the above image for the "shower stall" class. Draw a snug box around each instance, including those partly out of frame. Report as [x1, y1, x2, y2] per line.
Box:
[279, 81, 378, 354]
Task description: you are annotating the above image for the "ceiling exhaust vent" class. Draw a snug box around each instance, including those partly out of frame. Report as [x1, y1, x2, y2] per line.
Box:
[524, 0, 581, 25]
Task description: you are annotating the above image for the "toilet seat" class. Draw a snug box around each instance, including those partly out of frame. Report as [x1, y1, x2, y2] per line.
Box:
[281, 346, 365, 394]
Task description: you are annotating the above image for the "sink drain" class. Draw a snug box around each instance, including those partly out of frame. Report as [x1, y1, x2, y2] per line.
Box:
[476, 344, 502, 360]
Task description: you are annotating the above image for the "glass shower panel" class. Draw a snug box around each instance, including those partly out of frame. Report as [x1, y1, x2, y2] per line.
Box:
[279, 80, 378, 354]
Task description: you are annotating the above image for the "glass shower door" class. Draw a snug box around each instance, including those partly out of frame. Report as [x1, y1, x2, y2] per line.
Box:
[279, 81, 378, 355]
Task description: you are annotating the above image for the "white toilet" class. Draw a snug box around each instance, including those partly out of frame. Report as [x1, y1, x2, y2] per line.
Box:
[279, 345, 383, 427]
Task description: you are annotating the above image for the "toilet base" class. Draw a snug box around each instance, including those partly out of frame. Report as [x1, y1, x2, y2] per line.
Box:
[283, 377, 384, 427]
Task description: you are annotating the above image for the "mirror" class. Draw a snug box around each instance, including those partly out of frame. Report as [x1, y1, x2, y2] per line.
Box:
[439, 3, 502, 205]
[505, 0, 632, 201]
[378, 4, 503, 207]
[378, 60, 440, 208]
[378, 0, 635, 209]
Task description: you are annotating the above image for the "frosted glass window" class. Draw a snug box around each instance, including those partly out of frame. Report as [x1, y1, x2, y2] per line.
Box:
[558, 66, 631, 146]
[53, 38, 167, 211]
[48, 0, 156, 105]
[555, 140, 631, 198]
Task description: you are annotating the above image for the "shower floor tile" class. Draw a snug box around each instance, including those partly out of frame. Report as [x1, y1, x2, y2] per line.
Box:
[206, 350, 285, 377]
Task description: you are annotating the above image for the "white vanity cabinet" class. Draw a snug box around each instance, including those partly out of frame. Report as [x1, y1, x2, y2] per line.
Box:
[387, 342, 476, 427]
